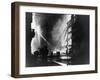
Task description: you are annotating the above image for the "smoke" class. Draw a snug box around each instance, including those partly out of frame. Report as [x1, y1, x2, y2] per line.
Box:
[31, 13, 73, 55]
[51, 15, 72, 53]
[31, 13, 42, 54]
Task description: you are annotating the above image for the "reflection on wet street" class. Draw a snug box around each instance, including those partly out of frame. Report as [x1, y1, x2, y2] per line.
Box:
[26, 53, 72, 67]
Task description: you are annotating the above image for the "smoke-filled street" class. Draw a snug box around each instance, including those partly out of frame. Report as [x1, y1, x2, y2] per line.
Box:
[26, 12, 89, 67]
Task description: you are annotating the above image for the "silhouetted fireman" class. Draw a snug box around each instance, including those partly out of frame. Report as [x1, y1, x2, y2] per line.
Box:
[31, 29, 35, 38]
[56, 52, 60, 57]
[34, 50, 39, 57]
[40, 46, 49, 60]
[50, 51, 53, 57]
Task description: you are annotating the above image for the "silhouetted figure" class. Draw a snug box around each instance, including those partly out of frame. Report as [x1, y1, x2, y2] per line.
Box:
[56, 52, 60, 57]
[31, 29, 35, 38]
[66, 50, 68, 56]
[34, 50, 39, 57]
[44, 46, 49, 56]
[50, 51, 53, 57]
[39, 46, 49, 61]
